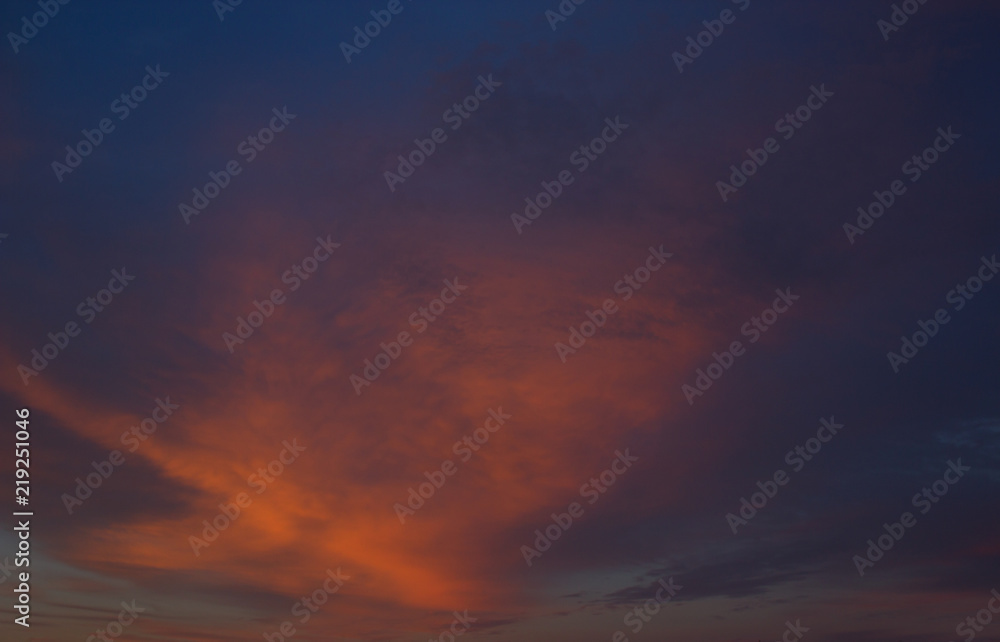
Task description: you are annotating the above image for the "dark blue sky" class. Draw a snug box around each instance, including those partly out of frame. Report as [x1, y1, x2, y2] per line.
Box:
[1, 1, 999, 640]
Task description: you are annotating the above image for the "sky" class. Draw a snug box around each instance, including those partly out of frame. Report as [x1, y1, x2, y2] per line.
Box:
[1, 0, 1000, 640]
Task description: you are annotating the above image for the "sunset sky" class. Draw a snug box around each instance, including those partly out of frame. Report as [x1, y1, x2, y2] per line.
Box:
[2, 1, 1000, 641]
